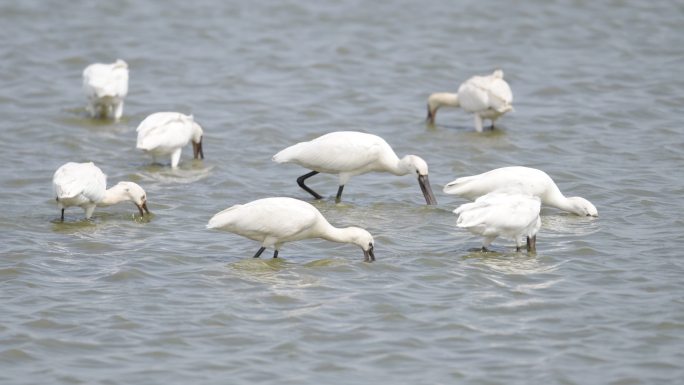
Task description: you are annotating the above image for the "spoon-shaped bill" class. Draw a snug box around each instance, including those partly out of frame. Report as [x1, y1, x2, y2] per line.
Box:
[418, 175, 437, 205]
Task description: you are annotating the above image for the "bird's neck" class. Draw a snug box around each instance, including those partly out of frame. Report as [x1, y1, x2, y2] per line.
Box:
[320, 225, 359, 245]
[99, 185, 128, 207]
[429, 92, 460, 111]
[385, 156, 415, 176]
[544, 188, 577, 214]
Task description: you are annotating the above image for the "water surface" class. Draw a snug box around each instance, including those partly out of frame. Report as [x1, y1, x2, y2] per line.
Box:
[1, 1, 683, 384]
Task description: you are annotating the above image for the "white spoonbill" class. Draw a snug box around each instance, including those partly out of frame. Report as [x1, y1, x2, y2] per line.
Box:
[443, 166, 598, 217]
[53, 162, 149, 221]
[136, 112, 204, 168]
[454, 192, 541, 252]
[207, 197, 376, 262]
[272, 131, 437, 205]
[427, 69, 513, 131]
[82, 59, 129, 120]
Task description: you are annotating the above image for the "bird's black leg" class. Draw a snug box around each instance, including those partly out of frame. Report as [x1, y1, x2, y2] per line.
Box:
[253, 247, 266, 258]
[60, 208, 65, 222]
[273, 250, 279, 258]
[297, 171, 323, 199]
[335, 185, 345, 202]
[526, 235, 537, 253]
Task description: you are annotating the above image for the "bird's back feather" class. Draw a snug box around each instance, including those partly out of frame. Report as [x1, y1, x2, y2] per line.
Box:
[83, 60, 128, 99]
[136, 112, 195, 152]
[458, 70, 512, 113]
[207, 197, 323, 242]
[52, 162, 107, 203]
[273, 131, 393, 174]
[456, 193, 541, 238]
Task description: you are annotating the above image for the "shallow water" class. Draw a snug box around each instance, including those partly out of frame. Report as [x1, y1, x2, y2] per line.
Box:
[1, 0, 684, 384]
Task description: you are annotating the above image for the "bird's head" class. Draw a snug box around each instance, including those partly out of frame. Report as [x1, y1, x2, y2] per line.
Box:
[567, 197, 598, 217]
[401, 155, 437, 205]
[426, 92, 459, 124]
[114, 181, 150, 216]
[347, 227, 375, 262]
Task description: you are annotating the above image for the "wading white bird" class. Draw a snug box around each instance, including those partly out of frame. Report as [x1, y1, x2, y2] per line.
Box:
[443, 166, 598, 217]
[454, 192, 541, 252]
[207, 197, 376, 262]
[272, 131, 437, 205]
[82, 59, 129, 120]
[136, 112, 204, 168]
[52, 162, 149, 221]
[427, 69, 513, 131]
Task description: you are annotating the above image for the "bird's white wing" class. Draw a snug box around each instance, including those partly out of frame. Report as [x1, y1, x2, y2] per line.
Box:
[273, 132, 386, 173]
[136, 113, 194, 150]
[459, 71, 513, 113]
[444, 167, 547, 199]
[53, 162, 107, 202]
[457, 81, 490, 112]
[489, 79, 513, 105]
[207, 198, 319, 240]
[456, 193, 540, 233]
[487, 78, 513, 112]
[83, 61, 128, 99]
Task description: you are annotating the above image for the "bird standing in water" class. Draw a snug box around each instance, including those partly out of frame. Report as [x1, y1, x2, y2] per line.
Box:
[273, 131, 437, 205]
[207, 197, 376, 262]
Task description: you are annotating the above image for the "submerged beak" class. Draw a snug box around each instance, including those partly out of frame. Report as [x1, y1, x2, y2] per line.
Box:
[193, 137, 204, 160]
[363, 245, 376, 263]
[418, 174, 437, 205]
[426, 104, 435, 124]
[136, 201, 150, 216]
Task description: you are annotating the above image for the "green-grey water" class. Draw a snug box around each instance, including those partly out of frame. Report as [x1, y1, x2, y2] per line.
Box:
[1, 1, 683, 384]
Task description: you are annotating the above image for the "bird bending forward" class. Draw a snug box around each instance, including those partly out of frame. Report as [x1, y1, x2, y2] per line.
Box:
[82, 59, 129, 120]
[443, 166, 598, 217]
[455, 192, 541, 252]
[427, 69, 513, 131]
[53, 162, 149, 221]
[136, 112, 205, 168]
[273, 131, 437, 205]
[207, 197, 376, 262]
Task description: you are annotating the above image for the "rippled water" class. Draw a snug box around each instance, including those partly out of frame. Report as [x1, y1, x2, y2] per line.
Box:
[2, 0, 684, 384]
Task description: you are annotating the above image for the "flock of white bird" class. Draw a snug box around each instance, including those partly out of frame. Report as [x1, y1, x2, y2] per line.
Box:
[53, 60, 597, 262]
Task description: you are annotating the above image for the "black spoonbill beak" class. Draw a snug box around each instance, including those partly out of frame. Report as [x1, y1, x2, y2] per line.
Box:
[426, 104, 435, 124]
[136, 201, 150, 216]
[193, 137, 204, 160]
[363, 245, 376, 263]
[418, 174, 437, 205]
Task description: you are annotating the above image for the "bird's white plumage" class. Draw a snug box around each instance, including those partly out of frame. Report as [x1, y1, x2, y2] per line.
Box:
[443, 166, 598, 217]
[273, 131, 397, 181]
[52, 162, 149, 220]
[455, 192, 541, 250]
[82, 59, 129, 120]
[53, 162, 107, 211]
[273, 131, 436, 204]
[207, 197, 375, 261]
[136, 112, 204, 168]
[458, 70, 513, 116]
[207, 197, 323, 247]
[427, 69, 513, 131]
